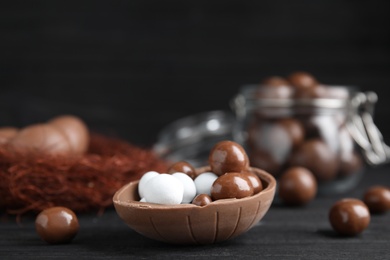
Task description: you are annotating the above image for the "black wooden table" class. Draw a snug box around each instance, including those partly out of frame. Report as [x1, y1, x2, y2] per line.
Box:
[1, 164, 389, 259]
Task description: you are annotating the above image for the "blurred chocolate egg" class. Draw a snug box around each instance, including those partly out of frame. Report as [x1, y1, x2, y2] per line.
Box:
[49, 115, 89, 155]
[0, 127, 18, 144]
[10, 124, 72, 156]
[289, 139, 339, 181]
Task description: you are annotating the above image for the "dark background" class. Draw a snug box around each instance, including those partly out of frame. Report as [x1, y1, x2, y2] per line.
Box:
[1, 0, 389, 146]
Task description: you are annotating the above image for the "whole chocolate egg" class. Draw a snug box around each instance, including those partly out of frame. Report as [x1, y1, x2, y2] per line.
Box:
[49, 115, 89, 155]
[10, 124, 72, 156]
[289, 139, 339, 181]
[211, 172, 254, 200]
[209, 141, 249, 176]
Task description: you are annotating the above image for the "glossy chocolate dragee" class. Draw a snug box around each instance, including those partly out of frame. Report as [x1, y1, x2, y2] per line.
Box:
[329, 198, 370, 236]
[246, 72, 364, 188]
[209, 140, 249, 176]
[363, 186, 390, 214]
[35, 206, 79, 244]
[211, 172, 254, 200]
[192, 194, 212, 206]
[167, 161, 196, 179]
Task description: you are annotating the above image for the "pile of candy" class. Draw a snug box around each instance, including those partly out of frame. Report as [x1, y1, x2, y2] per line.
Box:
[137, 140, 263, 206]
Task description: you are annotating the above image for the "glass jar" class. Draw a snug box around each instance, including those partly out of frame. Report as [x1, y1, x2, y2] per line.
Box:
[231, 84, 390, 195]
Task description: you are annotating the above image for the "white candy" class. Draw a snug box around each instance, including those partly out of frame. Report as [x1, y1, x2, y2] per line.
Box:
[143, 174, 184, 205]
[139, 198, 147, 202]
[194, 172, 218, 196]
[138, 171, 159, 198]
[172, 172, 197, 203]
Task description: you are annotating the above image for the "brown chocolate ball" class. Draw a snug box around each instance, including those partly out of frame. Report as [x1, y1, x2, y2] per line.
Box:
[294, 84, 328, 99]
[363, 186, 390, 214]
[289, 139, 339, 181]
[211, 172, 254, 200]
[192, 194, 213, 206]
[261, 76, 290, 87]
[209, 141, 249, 176]
[329, 199, 370, 236]
[35, 207, 79, 244]
[278, 167, 317, 206]
[287, 71, 318, 89]
[167, 161, 196, 179]
[242, 171, 263, 194]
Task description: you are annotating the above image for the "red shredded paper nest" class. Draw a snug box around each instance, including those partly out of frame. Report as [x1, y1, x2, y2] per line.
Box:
[0, 133, 167, 215]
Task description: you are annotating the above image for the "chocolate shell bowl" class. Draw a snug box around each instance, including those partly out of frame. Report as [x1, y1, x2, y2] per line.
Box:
[113, 166, 276, 245]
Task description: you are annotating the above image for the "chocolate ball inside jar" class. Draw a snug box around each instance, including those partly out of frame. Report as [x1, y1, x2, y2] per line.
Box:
[209, 140, 249, 176]
[288, 139, 339, 182]
[287, 71, 318, 90]
[338, 126, 364, 177]
[248, 148, 282, 177]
